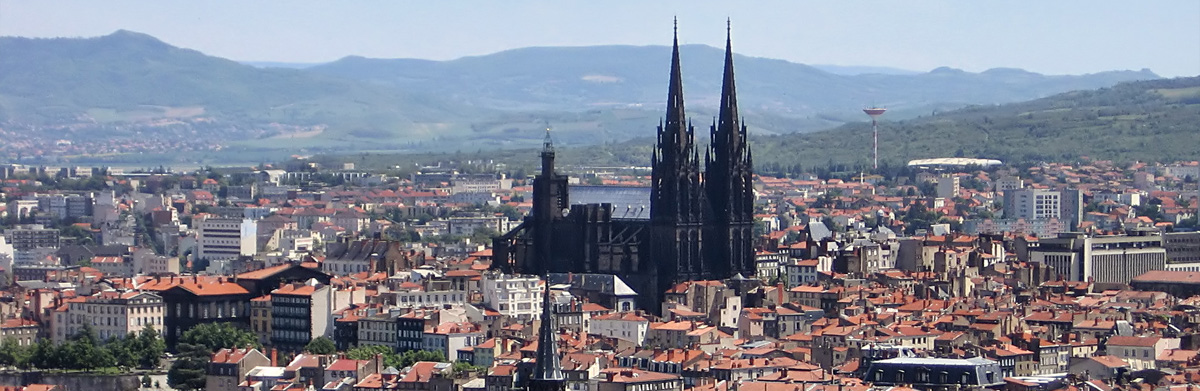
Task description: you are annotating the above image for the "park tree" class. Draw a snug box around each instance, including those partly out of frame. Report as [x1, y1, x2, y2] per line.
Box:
[179, 322, 259, 352]
[167, 343, 210, 391]
[305, 337, 337, 355]
[169, 322, 259, 390]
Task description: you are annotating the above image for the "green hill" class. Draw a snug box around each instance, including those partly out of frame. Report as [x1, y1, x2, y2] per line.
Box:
[341, 77, 1199, 174]
[751, 76, 1200, 170]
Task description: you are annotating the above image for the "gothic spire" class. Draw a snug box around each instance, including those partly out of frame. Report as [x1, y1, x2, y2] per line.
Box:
[717, 18, 740, 146]
[666, 17, 687, 137]
[531, 277, 565, 387]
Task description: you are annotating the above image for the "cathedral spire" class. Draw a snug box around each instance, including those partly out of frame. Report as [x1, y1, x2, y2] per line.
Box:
[666, 17, 686, 137]
[717, 18, 739, 145]
[530, 278, 565, 391]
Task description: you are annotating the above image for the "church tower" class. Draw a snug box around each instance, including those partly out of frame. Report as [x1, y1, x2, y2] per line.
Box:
[705, 21, 756, 276]
[529, 129, 570, 273]
[651, 20, 707, 283]
[528, 278, 566, 391]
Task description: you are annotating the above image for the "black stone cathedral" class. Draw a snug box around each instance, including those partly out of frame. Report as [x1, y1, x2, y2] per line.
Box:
[494, 23, 756, 311]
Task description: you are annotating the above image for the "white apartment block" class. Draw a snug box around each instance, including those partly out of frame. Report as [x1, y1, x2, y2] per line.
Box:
[54, 291, 165, 343]
[481, 272, 543, 321]
[1004, 188, 1083, 229]
[389, 290, 469, 309]
[937, 175, 960, 199]
[591, 312, 649, 345]
[195, 217, 257, 261]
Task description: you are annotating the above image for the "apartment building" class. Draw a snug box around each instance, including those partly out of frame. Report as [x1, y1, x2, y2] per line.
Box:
[195, 217, 257, 261]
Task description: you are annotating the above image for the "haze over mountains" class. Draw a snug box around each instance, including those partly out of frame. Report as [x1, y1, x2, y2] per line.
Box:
[0, 30, 1162, 165]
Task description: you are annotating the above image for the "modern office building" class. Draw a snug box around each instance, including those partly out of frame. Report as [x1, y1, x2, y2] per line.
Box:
[1029, 231, 1166, 284]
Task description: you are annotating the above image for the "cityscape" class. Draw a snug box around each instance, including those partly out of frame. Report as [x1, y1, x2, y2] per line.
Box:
[0, 2, 1199, 391]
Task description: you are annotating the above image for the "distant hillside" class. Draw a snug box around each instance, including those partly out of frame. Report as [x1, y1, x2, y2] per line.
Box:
[320, 77, 1200, 176]
[0, 31, 475, 151]
[753, 76, 1200, 170]
[310, 45, 1159, 132]
[0, 30, 1164, 165]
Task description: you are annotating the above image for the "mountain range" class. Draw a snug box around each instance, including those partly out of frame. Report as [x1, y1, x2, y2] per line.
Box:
[0, 30, 1163, 165]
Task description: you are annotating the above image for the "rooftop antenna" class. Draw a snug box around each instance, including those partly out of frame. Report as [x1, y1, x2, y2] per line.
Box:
[863, 107, 887, 170]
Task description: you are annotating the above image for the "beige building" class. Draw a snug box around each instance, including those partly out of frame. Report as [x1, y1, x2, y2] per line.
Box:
[1107, 335, 1180, 370]
[58, 290, 164, 342]
[0, 318, 40, 347]
[595, 368, 682, 391]
[250, 295, 272, 345]
[206, 348, 271, 391]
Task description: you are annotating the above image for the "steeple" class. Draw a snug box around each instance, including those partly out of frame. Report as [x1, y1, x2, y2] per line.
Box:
[529, 277, 565, 391]
[540, 126, 555, 178]
[666, 17, 686, 139]
[717, 18, 740, 150]
[704, 19, 756, 278]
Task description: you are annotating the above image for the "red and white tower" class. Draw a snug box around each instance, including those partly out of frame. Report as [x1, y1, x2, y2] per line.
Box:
[863, 107, 887, 170]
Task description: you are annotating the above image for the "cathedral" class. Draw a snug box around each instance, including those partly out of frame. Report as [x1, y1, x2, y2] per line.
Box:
[493, 23, 756, 311]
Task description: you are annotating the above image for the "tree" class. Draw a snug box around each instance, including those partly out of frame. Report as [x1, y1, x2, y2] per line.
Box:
[305, 337, 337, 355]
[168, 343, 210, 391]
[0, 338, 31, 368]
[179, 322, 259, 352]
[397, 350, 446, 367]
[136, 324, 167, 369]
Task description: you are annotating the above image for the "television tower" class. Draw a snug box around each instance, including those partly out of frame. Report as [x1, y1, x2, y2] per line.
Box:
[863, 107, 887, 169]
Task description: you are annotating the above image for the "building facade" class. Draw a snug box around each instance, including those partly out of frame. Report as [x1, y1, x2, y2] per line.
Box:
[1030, 231, 1167, 284]
[195, 217, 257, 262]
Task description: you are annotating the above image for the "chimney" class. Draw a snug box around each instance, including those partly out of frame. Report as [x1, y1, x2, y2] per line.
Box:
[270, 348, 278, 366]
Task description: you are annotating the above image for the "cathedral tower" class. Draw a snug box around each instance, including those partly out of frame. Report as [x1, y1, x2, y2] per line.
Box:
[651, 20, 707, 282]
[705, 21, 756, 276]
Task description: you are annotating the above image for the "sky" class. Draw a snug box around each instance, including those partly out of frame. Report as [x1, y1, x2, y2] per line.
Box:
[1, 1, 1198, 77]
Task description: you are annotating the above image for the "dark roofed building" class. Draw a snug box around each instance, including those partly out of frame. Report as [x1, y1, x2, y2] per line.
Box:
[235, 263, 331, 297]
[864, 356, 1005, 389]
[1130, 270, 1200, 298]
[548, 273, 638, 313]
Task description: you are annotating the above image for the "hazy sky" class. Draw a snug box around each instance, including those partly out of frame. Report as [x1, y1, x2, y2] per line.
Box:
[2, 1, 1197, 77]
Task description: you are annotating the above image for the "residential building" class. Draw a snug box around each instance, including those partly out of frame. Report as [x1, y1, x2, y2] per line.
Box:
[1106, 335, 1180, 371]
[481, 272, 542, 321]
[358, 312, 399, 350]
[143, 275, 254, 350]
[270, 279, 333, 353]
[250, 295, 272, 345]
[864, 357, 1004, 388]
[595, 368, 682, 391]
[0, 318, 40, 347]
[1004, 188, 1083, 230]
[58, 291, 165, 343]
[423, 322, 484, 361]
[5, 224, 59, 264]
[591, 312, 650, 346]
[194, 217, 257, 262]
[1164, 231, 1200, 264]
[206, 348, 271, 391]
[937, 175, 960, 199]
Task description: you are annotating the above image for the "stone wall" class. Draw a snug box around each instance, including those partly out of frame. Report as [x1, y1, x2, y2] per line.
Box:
[0, 371, 146, 391]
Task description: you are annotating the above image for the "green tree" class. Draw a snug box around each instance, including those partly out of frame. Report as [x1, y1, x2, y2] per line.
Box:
[179, 322, 259, 352]
[136, 324, 167, 369]
[345, 345, 393, 360]
[167, 343, 210, 391]
[0, 338, 31, 368]
[304, 337, 337, 355]
[105, 335, 137, 368]
[397, 350, 446, 367]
